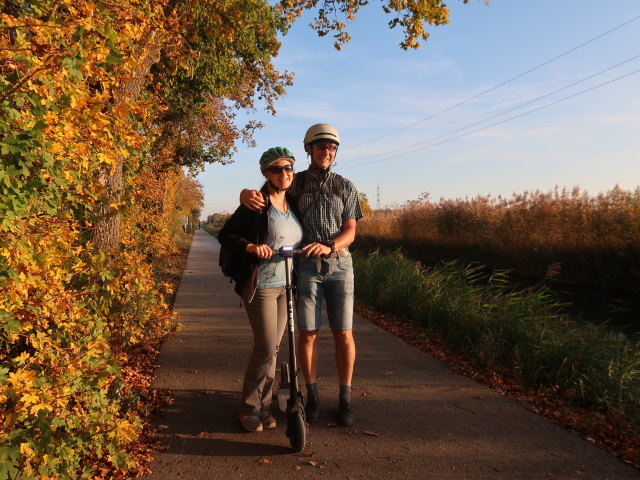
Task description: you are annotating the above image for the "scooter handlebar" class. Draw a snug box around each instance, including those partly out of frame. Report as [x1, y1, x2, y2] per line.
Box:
[271, 246, 305, 258]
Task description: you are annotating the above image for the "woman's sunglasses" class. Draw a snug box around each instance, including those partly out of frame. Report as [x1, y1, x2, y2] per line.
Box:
[267, 165, 294, 174]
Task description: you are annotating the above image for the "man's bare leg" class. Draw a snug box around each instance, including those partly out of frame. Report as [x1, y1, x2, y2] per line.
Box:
[332, 329, 355, 386]
[298, 330, 318, 384]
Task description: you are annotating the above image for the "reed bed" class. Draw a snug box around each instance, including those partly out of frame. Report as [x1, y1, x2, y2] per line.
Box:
[357, 186, 640, 293]
[353, 249, 640, 423]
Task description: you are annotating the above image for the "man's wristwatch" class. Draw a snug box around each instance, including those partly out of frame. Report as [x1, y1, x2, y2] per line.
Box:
[327, 240, 336, 253]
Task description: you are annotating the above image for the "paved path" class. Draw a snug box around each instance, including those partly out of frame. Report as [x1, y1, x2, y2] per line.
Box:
[142, 230, 640, 480]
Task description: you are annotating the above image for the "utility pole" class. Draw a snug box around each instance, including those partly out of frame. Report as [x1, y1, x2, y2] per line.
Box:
[377, 184, 380, 210]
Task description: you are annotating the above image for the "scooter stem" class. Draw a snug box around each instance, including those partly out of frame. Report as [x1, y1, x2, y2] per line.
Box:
[284, 256, 300, 398]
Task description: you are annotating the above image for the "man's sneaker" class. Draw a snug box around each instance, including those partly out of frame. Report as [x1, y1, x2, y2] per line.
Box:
[239, 414, 263, 432]
[305, 394, 320, 423]
[260, 410, 277, 429]
[337, 399, 355, 426]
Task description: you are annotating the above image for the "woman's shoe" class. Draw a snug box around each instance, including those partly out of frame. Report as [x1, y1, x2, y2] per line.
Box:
[260, 411, 277, 429]
[239, 414, 263, 432]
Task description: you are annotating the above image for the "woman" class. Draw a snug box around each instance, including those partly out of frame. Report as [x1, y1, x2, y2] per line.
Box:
[218, 147, 303, 432]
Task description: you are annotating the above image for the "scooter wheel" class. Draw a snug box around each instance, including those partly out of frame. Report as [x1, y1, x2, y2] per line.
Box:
[288, 409, 306, 452]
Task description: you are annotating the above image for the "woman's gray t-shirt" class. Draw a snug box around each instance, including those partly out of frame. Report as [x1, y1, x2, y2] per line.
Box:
[257, 205, 303, 288]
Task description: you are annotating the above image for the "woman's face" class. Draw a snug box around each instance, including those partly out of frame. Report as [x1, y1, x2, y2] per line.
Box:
[264, 158, 294, 190]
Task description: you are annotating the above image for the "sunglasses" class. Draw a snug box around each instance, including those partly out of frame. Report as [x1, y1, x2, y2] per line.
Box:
[313, 143, 338, 151]
[267, 164, 294, 174]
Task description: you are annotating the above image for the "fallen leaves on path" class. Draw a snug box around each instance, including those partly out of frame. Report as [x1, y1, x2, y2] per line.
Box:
[355, 304, 640, 470]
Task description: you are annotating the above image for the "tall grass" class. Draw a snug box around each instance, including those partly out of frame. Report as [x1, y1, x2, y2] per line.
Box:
[354, 250, 640, 422]
[357, 186, 640, 293]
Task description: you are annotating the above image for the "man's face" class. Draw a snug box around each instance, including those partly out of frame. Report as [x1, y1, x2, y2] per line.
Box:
[306, 142, 338, 170]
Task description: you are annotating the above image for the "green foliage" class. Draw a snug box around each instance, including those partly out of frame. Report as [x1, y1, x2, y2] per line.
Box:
[151, 0, 293, 170]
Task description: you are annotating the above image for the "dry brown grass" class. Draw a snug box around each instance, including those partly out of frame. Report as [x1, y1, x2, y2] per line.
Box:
[357, 185, 640, 292]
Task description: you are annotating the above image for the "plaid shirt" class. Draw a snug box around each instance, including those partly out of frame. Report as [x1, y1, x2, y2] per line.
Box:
[291, 169, 363, 246]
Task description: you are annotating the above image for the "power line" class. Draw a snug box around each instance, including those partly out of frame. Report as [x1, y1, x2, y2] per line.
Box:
[343, 14, 640, 151]
[342, 53, 640, 165]
[339, 67, 640, 170]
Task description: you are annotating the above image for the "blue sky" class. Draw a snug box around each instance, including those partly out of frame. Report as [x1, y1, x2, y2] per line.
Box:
[198, 0, 640, 216]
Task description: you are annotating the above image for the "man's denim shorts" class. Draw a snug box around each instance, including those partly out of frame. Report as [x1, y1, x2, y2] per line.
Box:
[295, 254, 355, 332]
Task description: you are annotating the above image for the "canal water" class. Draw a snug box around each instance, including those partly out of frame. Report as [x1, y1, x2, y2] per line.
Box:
[550, 281, 640, 337]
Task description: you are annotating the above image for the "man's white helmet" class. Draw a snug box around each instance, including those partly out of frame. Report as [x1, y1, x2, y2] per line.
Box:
[303, 123, 340, 145]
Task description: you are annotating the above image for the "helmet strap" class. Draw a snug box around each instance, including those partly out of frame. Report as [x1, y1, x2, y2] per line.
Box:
[308, 150, 337, 176]
[268, 180, 288, 193]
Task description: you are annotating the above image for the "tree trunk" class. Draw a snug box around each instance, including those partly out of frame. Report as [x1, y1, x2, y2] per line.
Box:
[92, 165, 124, 250]
[91, 37, 162, 250]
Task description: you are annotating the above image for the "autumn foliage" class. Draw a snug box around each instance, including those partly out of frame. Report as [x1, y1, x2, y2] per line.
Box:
[0, 0, 230, 477]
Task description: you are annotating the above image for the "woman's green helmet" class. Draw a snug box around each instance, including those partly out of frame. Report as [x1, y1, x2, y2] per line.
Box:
[259, 147, 296, 171]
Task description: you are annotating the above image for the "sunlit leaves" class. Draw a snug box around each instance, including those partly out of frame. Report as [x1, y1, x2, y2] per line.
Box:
[0, 0, 183, 476]
[277, 0, 463, 50]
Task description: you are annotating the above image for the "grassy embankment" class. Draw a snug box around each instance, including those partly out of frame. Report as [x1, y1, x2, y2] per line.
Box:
[203, 224, 222, 238]
[354, 250, 640, 422]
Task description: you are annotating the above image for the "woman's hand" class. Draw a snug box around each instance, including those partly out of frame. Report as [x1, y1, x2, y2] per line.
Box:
[246, 243, 273, 259]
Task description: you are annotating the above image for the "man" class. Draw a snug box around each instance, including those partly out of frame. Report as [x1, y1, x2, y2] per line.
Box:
[240, 123, 362, 426]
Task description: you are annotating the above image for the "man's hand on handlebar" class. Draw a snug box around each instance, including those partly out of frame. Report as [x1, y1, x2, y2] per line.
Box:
[246, 243, 273, 259]
[302, 242, 332, 258]
[240, 189, 267, 211]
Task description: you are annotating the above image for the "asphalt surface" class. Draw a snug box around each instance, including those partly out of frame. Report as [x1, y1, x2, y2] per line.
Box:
[142, 229, 640, 480]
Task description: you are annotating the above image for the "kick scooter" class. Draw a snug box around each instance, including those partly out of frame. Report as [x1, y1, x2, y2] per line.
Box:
[275, 246, 306, 452]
